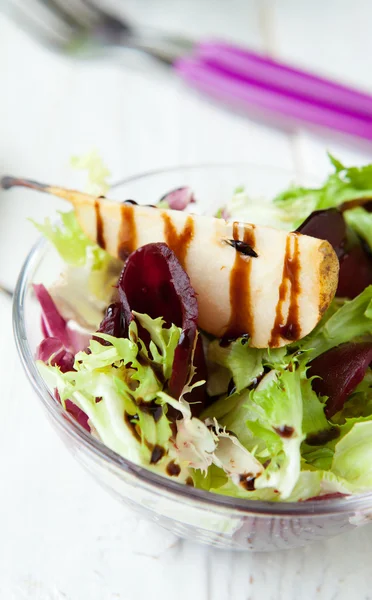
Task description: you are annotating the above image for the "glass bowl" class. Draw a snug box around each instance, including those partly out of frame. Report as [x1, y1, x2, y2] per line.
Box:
[13, 164, 372, 552]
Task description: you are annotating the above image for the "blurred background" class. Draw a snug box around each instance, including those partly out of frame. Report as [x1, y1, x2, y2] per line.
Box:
[2, 2, 372, 598]
[2, 0, 372, 293]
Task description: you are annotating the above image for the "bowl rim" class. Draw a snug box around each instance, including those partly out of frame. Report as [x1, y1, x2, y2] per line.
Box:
[12, 162, 372, 517]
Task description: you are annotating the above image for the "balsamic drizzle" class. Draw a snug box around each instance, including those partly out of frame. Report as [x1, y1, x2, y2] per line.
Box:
[225, 239, 258, 257]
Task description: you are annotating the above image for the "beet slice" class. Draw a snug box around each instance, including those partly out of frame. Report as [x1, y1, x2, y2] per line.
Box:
[309, 342, 372, 418]
[296, 209, 346, 258]
[296, 209, 372, 299]
[97, 302, 126, 340]
[337, 245, 372, 299]
[99, 243, 207, 411]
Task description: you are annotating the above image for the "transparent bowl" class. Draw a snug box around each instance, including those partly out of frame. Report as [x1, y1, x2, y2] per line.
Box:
[13, 164, 372, 552]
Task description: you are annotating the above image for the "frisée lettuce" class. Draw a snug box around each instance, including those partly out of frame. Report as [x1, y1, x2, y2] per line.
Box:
[32, 152, 372, 502]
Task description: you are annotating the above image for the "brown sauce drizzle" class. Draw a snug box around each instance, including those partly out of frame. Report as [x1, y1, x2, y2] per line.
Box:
[95, 199, 105, 249]
[117, 203, 137, 261]
[136, 398, 163, 423]
[150, 445, 165, 464]
[306, 426, 340, 446]
[166, 460, 181, 476]
[225, 239, 258, 257]
[186, 477, 194, 486]
[239, 473, 256, 491]
[124, 411, 141, 442]
[339, 197, 372, 212]
[270, 234, 302, 345]
[274, 425, 295, 438]
[225, 223, 255, 339]
[161, 212, 194, 268]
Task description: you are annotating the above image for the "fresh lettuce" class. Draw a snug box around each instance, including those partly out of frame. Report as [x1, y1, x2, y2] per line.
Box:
[300, 375, 329, 436]
[285, 470, 350, 502]
[32, 211, 115, 278]
[39, 312, 263, 486]
[225, 187, 293, 229]
[201, 358, 370, 501]
[38, 316, 177, 467]
[203, 366, 305, 499]
[43, 215, 122, 328]
[32, 151, 111, 267]
[221, 155, 372, 235]
[70, 149, 111, 195]
[207, 336, 287, 394]
[344, 207, 372, 250]
[274, 154, 372, 228]
[32, 152, 120, 329]
[332, 421, 372, 490]
[33, 211, 122, 329]
[34, 151, 372, 502]
[301, 416, 372, 494]
[295, 286, 372, 361]
[334, 369, 372, 421]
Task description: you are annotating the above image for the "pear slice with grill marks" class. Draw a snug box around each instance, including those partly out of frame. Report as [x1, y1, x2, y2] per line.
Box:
[2, 176, 339, 348]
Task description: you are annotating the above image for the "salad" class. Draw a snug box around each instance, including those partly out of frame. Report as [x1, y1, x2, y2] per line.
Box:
[3, 154, 372, 502]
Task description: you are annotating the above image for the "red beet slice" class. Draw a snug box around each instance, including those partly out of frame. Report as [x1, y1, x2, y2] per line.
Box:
[296, 209, 372, 299]
[296, 209, 346, 258]
[99, 243, 207, 411]
[309, 342, 372, 418]
[97, 301, 126, 340]
[337, 245, 372, 299]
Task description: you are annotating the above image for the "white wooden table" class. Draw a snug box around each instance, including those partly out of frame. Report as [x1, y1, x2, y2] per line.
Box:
[1, 1, 372, 598]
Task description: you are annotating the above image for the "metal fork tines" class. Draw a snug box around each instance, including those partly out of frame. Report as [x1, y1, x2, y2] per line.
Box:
[3, 0, 194, 64]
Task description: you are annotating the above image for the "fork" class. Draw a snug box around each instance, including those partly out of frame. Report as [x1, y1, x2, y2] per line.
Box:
[4, 0, 194, 64]
[4, 0, 372, 140]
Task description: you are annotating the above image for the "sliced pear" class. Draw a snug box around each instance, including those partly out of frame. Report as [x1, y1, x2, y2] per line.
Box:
[2, 176, 339, 348]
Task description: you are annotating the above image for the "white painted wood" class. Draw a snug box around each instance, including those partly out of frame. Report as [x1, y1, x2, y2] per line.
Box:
[1, 1, 372, 598]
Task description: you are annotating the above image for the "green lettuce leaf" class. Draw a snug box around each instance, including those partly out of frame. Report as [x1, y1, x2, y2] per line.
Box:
[32, 211, 105, 268]
[301, 374, 329, 436]
[33, 152, 120, 328]
[38, 318, 176, 467]
[332, 421, 372, 490]
[344, 207, 372, 250]
[206, 477, 280, 501]
[39, 313, 263, 488]
[274, 153, 372, 228]
[225, 188, 293, 229]
[162, 393, 263, 481]
[203, 360, 352, 500]
[333, 369, 372, 422]
[301, 415, 372, 473]
[285, 469, 351, 502]
[300, 447, 335, 471]
[70, 149, 111, 195]
[33, 211, 122, 328]
[295, 286, 372, 362]
[246, 368, 304, 499]
[132, 312, 180, 381]
[207, 337, 287, 394]
[208, 367, 304, 499]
